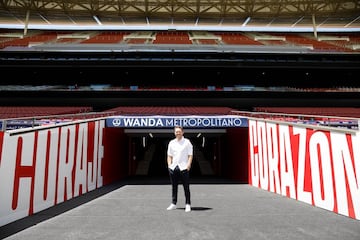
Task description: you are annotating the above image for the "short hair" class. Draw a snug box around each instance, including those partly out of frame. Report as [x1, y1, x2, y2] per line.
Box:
[174, 125, 183, 131]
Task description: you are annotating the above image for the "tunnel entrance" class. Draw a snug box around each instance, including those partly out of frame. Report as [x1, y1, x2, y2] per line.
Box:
[105, 112, 249, 182]
[126, 129, 226, 178]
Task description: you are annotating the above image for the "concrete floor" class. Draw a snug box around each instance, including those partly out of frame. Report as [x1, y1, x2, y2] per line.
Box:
[1, 177, 360, 240]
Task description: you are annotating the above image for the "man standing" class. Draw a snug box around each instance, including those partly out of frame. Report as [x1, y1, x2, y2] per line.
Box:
[166, 126, 193, 212]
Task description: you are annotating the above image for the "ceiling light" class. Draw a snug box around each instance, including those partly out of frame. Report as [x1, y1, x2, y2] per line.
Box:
[93, 15, 102, 25]
[242, 17, 251, 27]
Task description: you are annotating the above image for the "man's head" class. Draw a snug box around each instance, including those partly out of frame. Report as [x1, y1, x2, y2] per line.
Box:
[174, 126, 184, 140]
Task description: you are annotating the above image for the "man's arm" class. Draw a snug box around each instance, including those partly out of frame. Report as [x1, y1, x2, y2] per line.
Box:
[187, 155, 193, 170]
[167, 155, 173, 168]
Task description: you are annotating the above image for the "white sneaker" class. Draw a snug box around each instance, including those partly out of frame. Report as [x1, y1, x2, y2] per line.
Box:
[185, 204, 191, 212]
[166, 203, 177, 210]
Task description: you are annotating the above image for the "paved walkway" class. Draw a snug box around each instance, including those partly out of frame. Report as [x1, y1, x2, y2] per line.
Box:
[1, 177, 360, 240]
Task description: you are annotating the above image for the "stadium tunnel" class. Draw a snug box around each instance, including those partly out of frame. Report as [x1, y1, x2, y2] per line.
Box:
[102, 107, 249, 183]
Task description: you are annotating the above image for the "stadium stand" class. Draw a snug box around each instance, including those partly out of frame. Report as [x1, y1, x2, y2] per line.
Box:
[123, 31, 156, 44]
[2, 30, 358, 52]
[153, 31, 192, 44]
[215, 32, 263, 45]
[81, 31, 128, 44]
[253, 107, 360, 118]
[0, 106, 93, 119]
[0, 31, 58, 48]
[104, 106, 234, 115]
[283, 33, 352, 51]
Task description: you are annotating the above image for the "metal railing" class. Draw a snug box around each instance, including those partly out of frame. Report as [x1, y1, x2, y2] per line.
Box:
[0, 111, 116, 132]
[231, 110, 359, 133]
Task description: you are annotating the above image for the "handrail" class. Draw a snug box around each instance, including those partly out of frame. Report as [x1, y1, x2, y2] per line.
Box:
[7, 116, 110, 136]
[231, 110, 359, 133]
[244, 115, 359, 134]
[230, 110, 359, 121]
[0, 111, 116, 131]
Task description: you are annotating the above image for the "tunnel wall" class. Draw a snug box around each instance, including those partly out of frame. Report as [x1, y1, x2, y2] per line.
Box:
[102, 127, 129, 184]
[248, 119, 360, 220]
[0, 119, 126, 227]
[225, 128, 249, 182]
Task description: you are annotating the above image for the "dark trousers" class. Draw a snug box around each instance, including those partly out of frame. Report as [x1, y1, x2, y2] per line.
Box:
[168, 166, 191, 205]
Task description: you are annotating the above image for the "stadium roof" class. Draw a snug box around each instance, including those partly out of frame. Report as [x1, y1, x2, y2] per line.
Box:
[0, 0, 359, 32]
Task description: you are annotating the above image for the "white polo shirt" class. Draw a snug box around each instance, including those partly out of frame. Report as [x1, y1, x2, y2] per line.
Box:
[167, 137, 193, 171]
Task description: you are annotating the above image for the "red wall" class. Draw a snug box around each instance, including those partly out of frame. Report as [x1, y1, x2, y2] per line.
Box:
[224, 128, 249, 182]
[102, 127, 129, 185]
